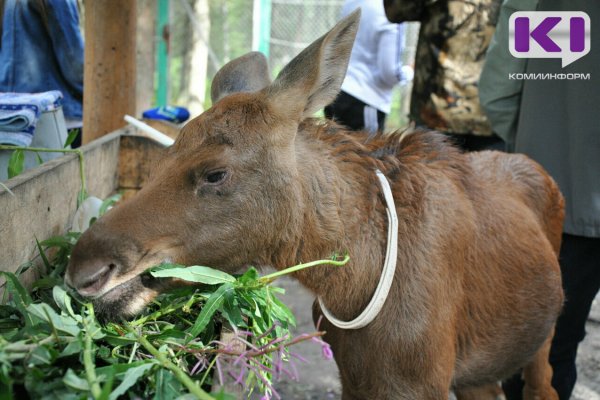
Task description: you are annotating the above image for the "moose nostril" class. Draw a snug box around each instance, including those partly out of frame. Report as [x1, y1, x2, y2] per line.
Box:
[76, 264, 115, 297]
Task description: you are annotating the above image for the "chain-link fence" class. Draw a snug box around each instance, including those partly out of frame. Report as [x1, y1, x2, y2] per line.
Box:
[269, 0, 343, 74]
[165, 0, 418, 128]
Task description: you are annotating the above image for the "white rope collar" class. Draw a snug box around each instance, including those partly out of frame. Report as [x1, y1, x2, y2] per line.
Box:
[318, 169, 398, 329]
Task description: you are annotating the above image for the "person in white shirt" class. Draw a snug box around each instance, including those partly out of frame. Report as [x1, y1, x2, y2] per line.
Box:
[324, 0, 412, 135]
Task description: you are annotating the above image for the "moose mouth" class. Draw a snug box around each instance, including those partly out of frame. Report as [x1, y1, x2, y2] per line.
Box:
[91, 273, 171, 322]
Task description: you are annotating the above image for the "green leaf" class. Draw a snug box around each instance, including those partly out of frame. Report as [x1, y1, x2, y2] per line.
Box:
[0, 271, 32, 305]
[64, 129, 80, 148]
[153, 369, 182, 400]
[0, 304, 19, 318]
[26, 303, 80, 336]
[35, 152, 44, 165]
[0, 380, 14, 400]
[94, 361, 151, 376]
[188, 283, 234, 339]
[237, 267, 259, 284]
[35, 237, 52, 271]
[77, 188, 88, 208]
[99, 193, 122, 216]
[0, 271, 34, 326]
[108, 362, 154, 400]
[52, 286, 80, 321]
[98, 369, 115, 400]
[267, 291, 296, 327]
[40, 234, 78, 250]
[221, 287, 244, 327]
[59, 340, 83, 358]
[31, 277, 63, 291]
[7, 149, 24, 178]
[28, 345, 53, 366]
[63, 369, 89, 391]
[213, 389, 237, 400]
[150, 265, 235, 285]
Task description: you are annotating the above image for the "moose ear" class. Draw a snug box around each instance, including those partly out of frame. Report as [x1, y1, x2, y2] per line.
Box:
[211, 51, 272, 103]
[265, 9, 360, 119]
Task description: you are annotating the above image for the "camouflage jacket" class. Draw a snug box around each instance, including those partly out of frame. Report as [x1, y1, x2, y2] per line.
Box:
[384, 0, 501, 136]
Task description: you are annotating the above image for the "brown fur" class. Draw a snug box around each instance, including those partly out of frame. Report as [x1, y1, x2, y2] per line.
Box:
[66, 11, 564, 399]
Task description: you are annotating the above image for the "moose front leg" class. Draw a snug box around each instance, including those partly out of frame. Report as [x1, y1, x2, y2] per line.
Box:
[339, 377, 453, 400]
[331, 331, 456, 399]
[455, 382, 505, 400]
[314, 301, 457, 400]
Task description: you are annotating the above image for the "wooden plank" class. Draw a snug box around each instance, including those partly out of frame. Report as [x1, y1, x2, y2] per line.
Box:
[211, 325, 246, 396]
[141, 118, 182, 140]
[0, 130, 126, 275]
[118, 135, 168, 200]
[0, 129, 166, 275]
[83, 0, 137, 144]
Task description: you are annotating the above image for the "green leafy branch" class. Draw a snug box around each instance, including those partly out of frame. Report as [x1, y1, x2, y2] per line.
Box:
[1, 228, 350, 400]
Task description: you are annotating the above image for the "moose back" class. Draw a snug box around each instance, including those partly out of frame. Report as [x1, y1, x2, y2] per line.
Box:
[66, 11, 564, 400]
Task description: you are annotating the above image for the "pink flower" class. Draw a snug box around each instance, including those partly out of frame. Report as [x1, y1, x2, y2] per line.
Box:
[321, 343, 334, 360]
[311, 335, 334, 361]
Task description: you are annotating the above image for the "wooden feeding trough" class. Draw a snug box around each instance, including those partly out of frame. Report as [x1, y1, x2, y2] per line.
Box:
[0, 127, 245, 396]
[0, 127, 166, 283]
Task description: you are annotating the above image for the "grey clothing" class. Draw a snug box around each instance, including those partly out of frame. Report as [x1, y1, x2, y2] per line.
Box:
[480, 0, 600, 237]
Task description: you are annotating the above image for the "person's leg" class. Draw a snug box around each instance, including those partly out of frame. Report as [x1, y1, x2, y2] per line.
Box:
[503, 372, 524, 400]
[466, 133, 505, 151]
[376, 109, 386, 133]
[324, 91, 370, 132]
[503, 234, 600, 400]
[548, 234, 600, 399]
[442, 132, 505, 152]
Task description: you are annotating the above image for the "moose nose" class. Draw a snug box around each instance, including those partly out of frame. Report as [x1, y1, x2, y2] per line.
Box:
[66, 262, 116, 297]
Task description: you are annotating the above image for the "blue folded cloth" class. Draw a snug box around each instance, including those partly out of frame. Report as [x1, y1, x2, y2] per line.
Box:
[142, 105, 190, 124]
[0, 91, 63, 146]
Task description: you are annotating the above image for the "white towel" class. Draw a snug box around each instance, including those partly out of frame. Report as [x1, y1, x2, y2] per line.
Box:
[0, 91, 63, 146]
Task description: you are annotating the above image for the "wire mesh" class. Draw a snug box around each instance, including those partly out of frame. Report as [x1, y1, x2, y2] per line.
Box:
[167, 0, 419, 128]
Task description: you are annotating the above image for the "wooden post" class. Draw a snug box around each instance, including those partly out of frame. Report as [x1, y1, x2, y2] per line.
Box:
[83, 0, 137, 144]
[136, 0, 157, 116]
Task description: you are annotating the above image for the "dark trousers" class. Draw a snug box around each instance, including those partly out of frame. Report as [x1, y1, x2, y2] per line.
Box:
[442, 131, 506, 152]
[324, 91, 386, 135]
[503, 233, 600, 400]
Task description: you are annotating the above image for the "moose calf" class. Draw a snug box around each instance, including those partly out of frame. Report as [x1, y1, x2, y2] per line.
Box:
[67, 10, 564, 400]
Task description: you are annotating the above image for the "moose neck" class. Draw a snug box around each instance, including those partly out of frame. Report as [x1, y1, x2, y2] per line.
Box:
[273, 121, 391, 320]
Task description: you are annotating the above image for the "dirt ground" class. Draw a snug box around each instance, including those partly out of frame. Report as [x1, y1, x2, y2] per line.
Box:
[265, 277, 600, 400]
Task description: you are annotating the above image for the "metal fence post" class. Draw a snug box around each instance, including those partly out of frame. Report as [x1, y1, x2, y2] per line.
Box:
[252, 0, 272, 57]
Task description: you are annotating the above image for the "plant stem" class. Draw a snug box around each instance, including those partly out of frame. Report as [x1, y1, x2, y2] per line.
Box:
[81, 317, 103, 399]
[0, 145, 81, 154]
[208, 331, 325, 357]
[198, 355, 219, 388]
[259, 254, 350, 284]
[3, 336, 56, 353]
[129, 302, 182, 327]
[126, 324, 215, 400]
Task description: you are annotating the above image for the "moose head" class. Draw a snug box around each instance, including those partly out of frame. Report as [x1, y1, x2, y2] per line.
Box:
[66, 11, 361, 320]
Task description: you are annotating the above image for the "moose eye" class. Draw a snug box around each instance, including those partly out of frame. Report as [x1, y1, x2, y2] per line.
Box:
[204, 170, 228, 184]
